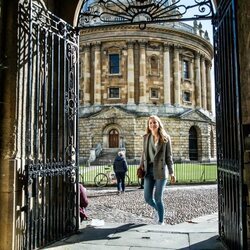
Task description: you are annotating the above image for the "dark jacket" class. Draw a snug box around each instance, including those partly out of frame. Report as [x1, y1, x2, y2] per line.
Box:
[113, 155, 128, 173]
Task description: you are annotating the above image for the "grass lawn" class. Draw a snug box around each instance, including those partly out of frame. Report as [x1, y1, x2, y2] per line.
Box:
[79, 163, 217, 186]
[174, 163, 217, 183]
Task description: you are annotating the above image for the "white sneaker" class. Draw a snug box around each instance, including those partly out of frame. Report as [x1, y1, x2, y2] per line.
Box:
[158, 221, 165, 225]
[153, 210, 159, 223]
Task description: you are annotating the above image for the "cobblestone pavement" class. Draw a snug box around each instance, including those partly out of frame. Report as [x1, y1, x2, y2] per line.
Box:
[84, 184, 218, 225]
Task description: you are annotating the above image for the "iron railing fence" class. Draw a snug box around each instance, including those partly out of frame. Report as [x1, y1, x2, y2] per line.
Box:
[79, 159, 217, 186]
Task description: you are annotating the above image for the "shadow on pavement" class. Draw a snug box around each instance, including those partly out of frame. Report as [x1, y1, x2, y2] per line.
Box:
[180, 235, 227, 250]
[45, 223, 147, 248]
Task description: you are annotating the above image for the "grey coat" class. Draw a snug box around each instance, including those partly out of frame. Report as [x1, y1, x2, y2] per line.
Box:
[140, 133, 174, 179]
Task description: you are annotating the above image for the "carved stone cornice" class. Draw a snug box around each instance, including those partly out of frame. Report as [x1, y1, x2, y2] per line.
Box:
[163, 43, 170, 52]
[93, 42, 101, 50]
[173, 44, 182, 51]
[83, 43, 91, 52]
[127, 40, 135, 49]
[138, 39, 148, 48]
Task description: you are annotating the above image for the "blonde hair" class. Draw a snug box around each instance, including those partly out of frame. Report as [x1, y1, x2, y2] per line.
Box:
[146, 115, 169, 143]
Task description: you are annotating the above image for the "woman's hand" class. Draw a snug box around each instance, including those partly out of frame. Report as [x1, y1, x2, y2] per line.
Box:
[170, 174, 176, 184]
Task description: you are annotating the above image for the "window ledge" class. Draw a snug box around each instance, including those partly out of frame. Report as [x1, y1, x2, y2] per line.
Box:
[183, 101, 192, 105]
[108, 73, 122, 77]
[182, 78, 192, 83]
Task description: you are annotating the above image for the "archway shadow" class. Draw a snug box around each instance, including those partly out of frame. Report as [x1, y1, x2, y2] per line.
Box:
[179, 235, 226, 250]
[46, 223, 147, 248]
[87, 187, 141, 198]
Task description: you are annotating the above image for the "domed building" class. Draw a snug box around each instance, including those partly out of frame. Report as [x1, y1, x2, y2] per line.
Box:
[78, 19, 216, 162]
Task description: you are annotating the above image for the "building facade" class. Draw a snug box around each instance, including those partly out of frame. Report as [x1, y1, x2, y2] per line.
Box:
[79, 22, 216, 162]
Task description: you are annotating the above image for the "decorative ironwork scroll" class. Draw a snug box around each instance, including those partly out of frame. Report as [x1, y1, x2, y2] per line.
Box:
[77, 0, 214, 29]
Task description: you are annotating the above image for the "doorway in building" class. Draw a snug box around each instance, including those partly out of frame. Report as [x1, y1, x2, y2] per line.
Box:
[189, 126, 198, 161]
[109, 129, 119, 148]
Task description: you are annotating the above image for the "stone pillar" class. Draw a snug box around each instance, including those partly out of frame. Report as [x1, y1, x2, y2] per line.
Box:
[194, 52, 201, 107]
[0, 1, 19, 249]
[206, 62, 212, 112]
[163, 43, 171, 105]
[127, 41, 135, 104]
[79, 51, 84, 103]
[139, 40, 147, 104]
[173, 46, 180, 105]
[94, 42, 101, 105]
[201, 56, 207, 110]
[83, 43, 91, 105]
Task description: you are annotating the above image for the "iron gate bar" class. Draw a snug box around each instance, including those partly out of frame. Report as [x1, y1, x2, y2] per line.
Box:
[18, 0, 79, 249]
[77, 0, 214, 29]
[214, 0, 245, 248]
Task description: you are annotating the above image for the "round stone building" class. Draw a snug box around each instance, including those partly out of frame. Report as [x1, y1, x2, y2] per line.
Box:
[78, 21, 216, 162]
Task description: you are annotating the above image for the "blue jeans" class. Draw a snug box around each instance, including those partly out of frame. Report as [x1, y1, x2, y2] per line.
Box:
[115, 172, 126, 192]
[144, 175, 167, 223]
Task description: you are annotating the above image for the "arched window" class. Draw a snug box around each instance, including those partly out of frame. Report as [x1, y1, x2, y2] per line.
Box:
[183, 60, 189, 79]
[109, 54, 120, 74]
[150, 55, 159, 75]
[79, 57, 84, 79]
[210, 130, 215, 158]
[109, 129, 119, 148]
[189, 126, 198, 161]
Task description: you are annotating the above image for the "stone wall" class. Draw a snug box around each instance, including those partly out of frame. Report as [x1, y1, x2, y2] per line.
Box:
[79, 108, 216, 162]
[79, 25, 213, 110]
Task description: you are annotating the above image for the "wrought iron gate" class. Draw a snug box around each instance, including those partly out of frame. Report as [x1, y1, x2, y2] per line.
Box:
[214, 0, 246, 249]
[18, 1, 79, 249]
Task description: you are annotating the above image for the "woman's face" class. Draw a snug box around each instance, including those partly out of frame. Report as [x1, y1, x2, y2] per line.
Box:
[148, 118, 159, 133]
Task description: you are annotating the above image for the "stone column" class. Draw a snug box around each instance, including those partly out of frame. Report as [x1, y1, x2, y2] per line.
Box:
[79, 51, 84, 103]
[83, 43, 91, 105]
[163, 43, 171, 105]
[139, 40, 147, 104]
[127, 41, 135, 104]
[194, 52, 201, 107]
[94, 42, 101, 105]
[201, 56, 207, 110]
[0, 1, 20, 249]
[206, 61, 212, 112]
[173, 46, 180, 106]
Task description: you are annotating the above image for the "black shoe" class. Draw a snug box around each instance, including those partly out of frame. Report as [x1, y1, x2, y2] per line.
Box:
[138, 186, 144, 189]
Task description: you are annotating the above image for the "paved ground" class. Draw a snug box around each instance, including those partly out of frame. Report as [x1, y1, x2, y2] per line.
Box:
[85, 185, 218, 225]
[45, 185, 227, 250]
[45, 213, 227, 249]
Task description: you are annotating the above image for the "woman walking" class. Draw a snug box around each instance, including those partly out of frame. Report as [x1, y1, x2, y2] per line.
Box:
[139, 115, 176, 225]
